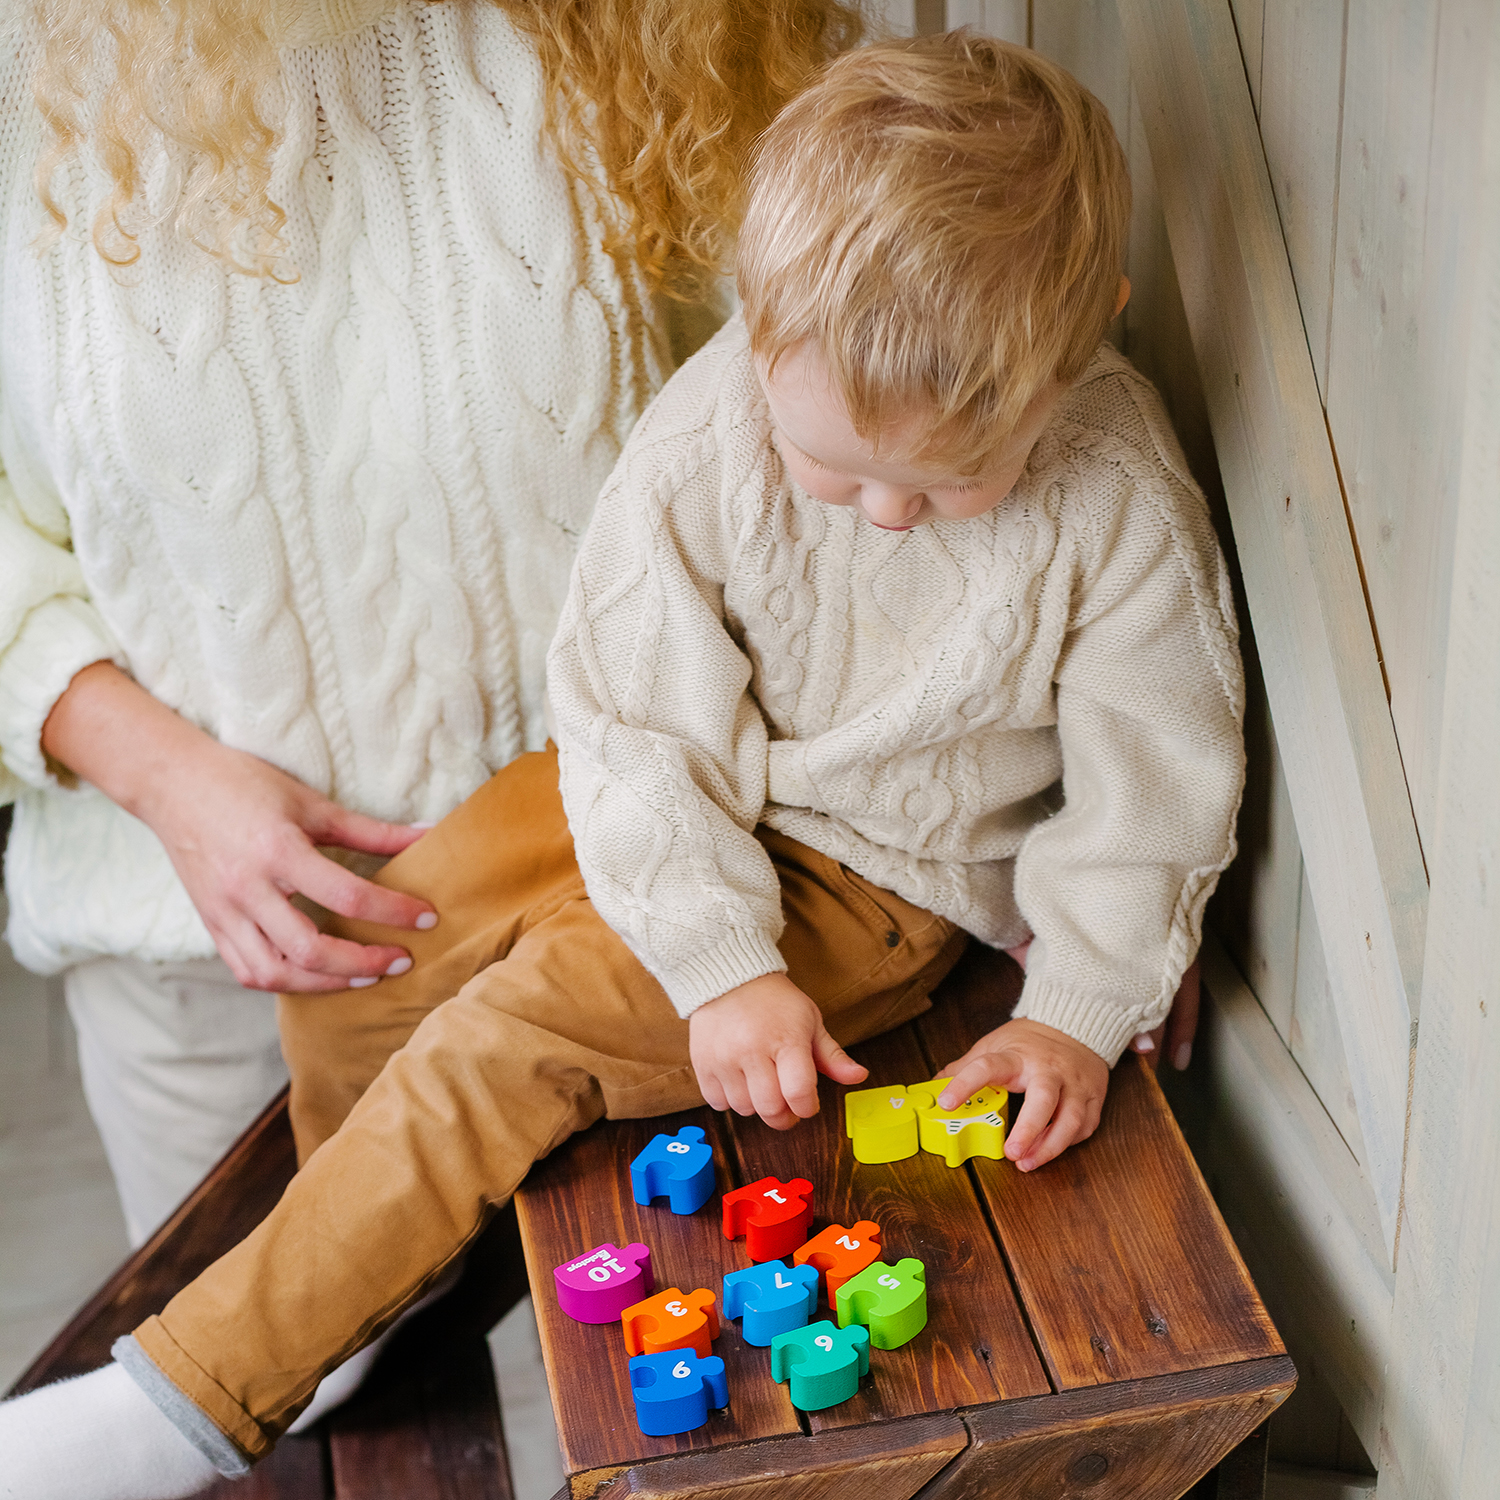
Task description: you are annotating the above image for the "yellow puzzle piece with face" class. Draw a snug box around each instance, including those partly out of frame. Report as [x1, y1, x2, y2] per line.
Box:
[908, 1079, 1009, 1168]
[844, 1085, 921, 1164]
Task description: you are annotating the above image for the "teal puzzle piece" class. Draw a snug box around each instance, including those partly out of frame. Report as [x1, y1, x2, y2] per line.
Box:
[769, 1320, 870, 1411]
[835, 1257, 928, 1350]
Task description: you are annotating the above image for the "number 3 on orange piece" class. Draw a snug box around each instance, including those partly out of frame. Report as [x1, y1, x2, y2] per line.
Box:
[620, 1287, 720, 1358]
[721, 1176, 814, 1261]
[793, 1220, 882, 1300]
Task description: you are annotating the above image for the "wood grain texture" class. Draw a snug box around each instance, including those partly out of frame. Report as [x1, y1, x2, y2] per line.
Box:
[515, 1107, 801, 1476]
[1229, 0, 1265, 116]
[199, 1434, 328, 1499]
[8, 1089, 298, 1393]
[569, 1413, 967, 1500]
[1215, 1422, 1271, 1500]
[1259, 0, 1347, 399]
[1378, 7, 1500, 1495]
[1199, 936, 1390, 1462]
[1116, 0, 1427, 1254]
[913, 946, 1282, 1388]
[724, 1017, 1050, 1430]
[913, 1357, 1294, 1500]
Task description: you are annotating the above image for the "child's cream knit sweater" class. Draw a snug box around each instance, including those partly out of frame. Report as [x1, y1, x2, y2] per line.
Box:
[550, 322, 1245, 1063]
[0, 1, 665, 972]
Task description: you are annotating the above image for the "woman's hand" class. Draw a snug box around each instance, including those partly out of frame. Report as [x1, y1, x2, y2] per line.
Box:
[690, 972, 867, 1131]
[42, 662, 436, 993]
[1128, 958, 1201, 1071]
[936, 1016, 1108, 1172]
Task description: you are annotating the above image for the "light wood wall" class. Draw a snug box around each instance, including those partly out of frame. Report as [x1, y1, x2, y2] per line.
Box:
[865, 2, 1493, 1494]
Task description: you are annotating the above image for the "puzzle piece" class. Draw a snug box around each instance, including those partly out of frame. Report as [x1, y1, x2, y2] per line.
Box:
[792, 1220, 882, 1301]
[835, 1257, 928, 1350]
[845, 1085, 920, 1163]
[721, 1261, 819, 1346]
[721, 1176, 814, 1261]
[628, 1349, 729, 1436]
[630, 1126, 716, 1215]
[621, 1287, 720, 1358]
[553, 1241, 653, 1324]
[908, 1078, 1008, 1167]
[770, 1320, 870, 1411]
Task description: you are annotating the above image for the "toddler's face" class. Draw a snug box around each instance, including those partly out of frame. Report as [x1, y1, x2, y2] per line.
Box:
[758, 344, 1063, 531]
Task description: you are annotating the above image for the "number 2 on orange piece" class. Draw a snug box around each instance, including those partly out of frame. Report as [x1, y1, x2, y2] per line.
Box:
[793, 1220, 882, 1300]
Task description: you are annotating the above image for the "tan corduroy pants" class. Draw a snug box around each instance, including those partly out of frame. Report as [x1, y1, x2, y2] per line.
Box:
[130, 748, 966, 1464]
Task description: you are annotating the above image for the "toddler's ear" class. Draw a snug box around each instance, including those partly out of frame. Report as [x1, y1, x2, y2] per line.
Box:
[1113, 276, 1131, 318]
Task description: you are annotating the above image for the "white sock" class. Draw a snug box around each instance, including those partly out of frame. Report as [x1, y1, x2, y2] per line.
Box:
[0, 1364, 220, 1500]
[286, 1258, 465, 1434]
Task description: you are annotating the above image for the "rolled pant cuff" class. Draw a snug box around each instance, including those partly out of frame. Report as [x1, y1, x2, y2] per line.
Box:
[116, 1324, 263, 1472]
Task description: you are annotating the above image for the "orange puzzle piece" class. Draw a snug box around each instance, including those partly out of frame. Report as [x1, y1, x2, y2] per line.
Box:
[620, 1287, 720, 1358]
[793, 1220, 882, 1300]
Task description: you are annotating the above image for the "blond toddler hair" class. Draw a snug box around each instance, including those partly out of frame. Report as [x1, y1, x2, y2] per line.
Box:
[738, 31, 1131, 473]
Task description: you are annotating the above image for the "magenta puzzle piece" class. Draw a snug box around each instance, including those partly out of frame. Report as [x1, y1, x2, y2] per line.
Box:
[554, 1241, 654, 1324]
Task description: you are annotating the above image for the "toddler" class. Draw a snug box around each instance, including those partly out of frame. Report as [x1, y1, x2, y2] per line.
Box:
[0, 32, 1242, 1496]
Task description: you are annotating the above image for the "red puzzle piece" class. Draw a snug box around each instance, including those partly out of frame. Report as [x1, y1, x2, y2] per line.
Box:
[620, 1287, 720, 1358]
[722, 1176, 814, 1262]
[793, 1219, 882, 1300]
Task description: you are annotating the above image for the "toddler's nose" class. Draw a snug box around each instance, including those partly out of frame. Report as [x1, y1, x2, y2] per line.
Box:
[860, 486, 923, 529]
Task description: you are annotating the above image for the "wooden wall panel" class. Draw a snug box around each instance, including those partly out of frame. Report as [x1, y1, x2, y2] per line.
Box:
[1230, 0, 1265, 115]
[1258, 0, 1348, 399]
[1324, 2, 1454, 849]
[944, 0, 1027, 43]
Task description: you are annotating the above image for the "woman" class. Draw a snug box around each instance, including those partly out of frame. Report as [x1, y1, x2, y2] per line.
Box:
[0, 0, 864, 1246]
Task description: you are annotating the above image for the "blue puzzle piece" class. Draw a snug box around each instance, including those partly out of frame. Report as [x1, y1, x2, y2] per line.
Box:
[721, 1261, 819, 1346]
[631, 1125, 716, 1214]
[769, 1320, 870, 1411]
[628, 1349, 729, 1436]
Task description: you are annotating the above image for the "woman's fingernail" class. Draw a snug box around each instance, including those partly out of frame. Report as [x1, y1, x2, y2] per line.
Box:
[415, 912, 438, 930]
[1174, 1041, 1193, 1070]
[385, 956, 413, 977]
[410, 820, 436, 830]
[1133, 1034, 1155, 1052]
[349, 976, 379, 989]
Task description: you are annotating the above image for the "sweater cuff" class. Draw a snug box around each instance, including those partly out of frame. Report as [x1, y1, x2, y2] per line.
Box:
[1013, 975, 1159, 1066]
[657, 927, 789, 1018]
[0, 596, 124, 792]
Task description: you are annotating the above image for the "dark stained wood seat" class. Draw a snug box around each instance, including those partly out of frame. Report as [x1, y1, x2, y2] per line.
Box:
[10, 944, 1292, 1499]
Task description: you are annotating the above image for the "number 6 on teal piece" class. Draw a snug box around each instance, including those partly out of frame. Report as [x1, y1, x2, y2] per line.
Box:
[770, 1320, 870, 1411]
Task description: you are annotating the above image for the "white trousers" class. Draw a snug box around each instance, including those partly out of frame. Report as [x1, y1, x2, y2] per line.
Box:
[63, 955, 288, 1247]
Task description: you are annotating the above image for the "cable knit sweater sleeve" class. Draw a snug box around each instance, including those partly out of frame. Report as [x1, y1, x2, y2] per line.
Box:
[0, 464, 124, 804]
[548, 341, 787, 1017]
[1011, 394, 1246, 1063]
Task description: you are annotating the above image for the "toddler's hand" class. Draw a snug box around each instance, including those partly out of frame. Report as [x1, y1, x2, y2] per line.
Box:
[690, 973, 867, 1131]
[936, 1017, 1108, 1172]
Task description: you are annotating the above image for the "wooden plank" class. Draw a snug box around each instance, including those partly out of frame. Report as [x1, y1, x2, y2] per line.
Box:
[1115, 0, 1428, 1256]
[918, 1358, 1295, 1500]
[1289, 869, 1365, 1163]
[7, 1089, 298, 1394]
[1199, 935, 1391, 1462]
[1230, 0, 1265, 116]
[914, 948, 1283, 1389]
[515, 1107, 802, 1477]
[1324, 2, 1456, 848]
[1378, 5, 1500, 1493]
[1215, 1422, 1271, 1500]
[569, 1412, 967, 1500]
[200, 1434, 328, 1499]
[1258, 0, 1347, 400]
[1031, 0, 1133, 145]
[944, 0, 1028, 44]
[722, 1015, 1049, 1432]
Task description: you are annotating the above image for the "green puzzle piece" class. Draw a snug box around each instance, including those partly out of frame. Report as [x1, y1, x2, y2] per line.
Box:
[835, 1257, 928, 1350]
[770, 1320, 870, 1411]
[844, 1084, 919, 1163]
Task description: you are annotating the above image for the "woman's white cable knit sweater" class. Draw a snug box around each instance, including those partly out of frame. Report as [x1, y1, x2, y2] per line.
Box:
[549, 322, 1246, 1064]
[0, 1, 667, 973]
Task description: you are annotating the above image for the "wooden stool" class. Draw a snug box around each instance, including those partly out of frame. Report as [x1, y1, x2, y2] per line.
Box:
[11, 945, 1293, 1498]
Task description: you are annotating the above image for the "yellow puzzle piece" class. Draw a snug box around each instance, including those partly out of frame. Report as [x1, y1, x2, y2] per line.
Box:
[844, 1085, 920, 1164]
[908, 1079, 1009, 1168]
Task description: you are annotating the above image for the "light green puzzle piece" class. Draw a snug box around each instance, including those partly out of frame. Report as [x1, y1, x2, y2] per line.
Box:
[908, 1079, 1008, 1168]
[844, 1084, 920, 1164]
[835, 1258, 928, 1350]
